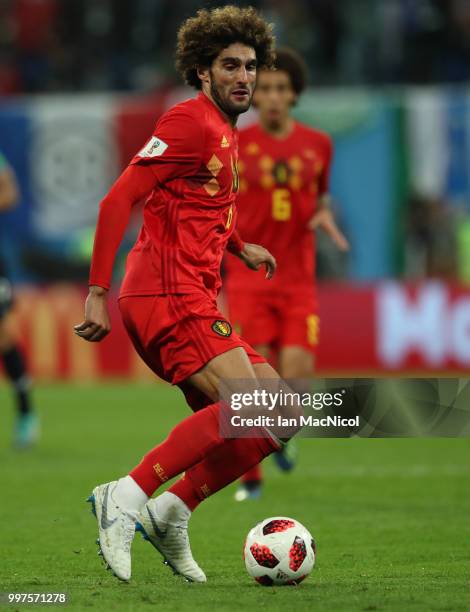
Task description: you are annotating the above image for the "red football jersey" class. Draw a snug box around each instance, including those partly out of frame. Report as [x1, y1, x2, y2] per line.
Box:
[225, 121, 332, 291]
[119, 92, 239, 298]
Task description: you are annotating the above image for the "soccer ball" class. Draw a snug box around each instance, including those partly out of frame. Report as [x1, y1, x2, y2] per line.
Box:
[243, 516, 316, 586]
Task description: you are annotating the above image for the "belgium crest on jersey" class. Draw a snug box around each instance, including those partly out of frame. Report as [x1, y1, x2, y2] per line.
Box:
[212, 320, 232, 337]
[273, 159, 290, 185]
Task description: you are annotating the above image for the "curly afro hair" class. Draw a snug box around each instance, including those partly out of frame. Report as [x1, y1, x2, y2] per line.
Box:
[176, 5, 276, 90]
[271, 47, 308, 96]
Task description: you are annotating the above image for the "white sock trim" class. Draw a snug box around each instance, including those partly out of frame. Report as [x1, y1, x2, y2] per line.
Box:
[113, 475, 149, 512]
[153, 491, 191, 526]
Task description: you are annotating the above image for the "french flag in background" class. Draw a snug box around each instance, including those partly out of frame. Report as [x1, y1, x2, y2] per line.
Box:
[0, 92, 169, 279]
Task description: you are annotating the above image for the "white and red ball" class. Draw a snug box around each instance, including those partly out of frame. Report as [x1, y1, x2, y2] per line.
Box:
[243, 516, 316, 586]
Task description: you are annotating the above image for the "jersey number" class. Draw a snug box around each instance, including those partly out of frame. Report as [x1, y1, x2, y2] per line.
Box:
[307, 314, 320, 346]
[231, 156, 239, 193]
[225, 204, 233, 230]
[272, 189, 291, 221]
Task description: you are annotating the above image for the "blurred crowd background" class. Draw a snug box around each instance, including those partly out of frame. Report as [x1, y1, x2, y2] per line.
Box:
[1, 0, 470, 376]
[1, 0, 470, 94]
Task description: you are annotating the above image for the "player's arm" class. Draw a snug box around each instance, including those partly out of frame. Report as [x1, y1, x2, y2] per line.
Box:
[307, 136, 349, 252]
[74, 164, 156, 342]
[75, 107, 204, 342]
[227, 229, 276, 279]
[308, 193, 349, 251]
[0, 163, 19, 211]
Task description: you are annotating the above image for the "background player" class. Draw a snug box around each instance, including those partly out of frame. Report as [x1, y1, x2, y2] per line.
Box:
[74, 6, 304, 584]
[0, 150, 38, 447]
[225, 48, 349, 500]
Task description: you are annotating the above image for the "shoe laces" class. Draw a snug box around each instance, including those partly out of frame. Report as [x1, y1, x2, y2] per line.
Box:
[175, 524, 189, 544]
[164, 523, 191, 557]
[121, 511, 138, 553]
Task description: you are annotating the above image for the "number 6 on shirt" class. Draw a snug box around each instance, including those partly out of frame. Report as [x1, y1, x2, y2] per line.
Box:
[272, 188, 291, 221]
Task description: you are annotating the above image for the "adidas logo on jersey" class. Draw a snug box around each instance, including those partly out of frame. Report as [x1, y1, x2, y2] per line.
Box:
[221, 135, 230, 148]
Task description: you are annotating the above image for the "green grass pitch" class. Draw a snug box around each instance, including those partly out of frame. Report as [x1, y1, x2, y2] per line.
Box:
[1, 382, 469, 611]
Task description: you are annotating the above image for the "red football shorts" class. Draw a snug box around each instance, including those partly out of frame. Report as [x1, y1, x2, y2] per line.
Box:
[225, 285, 319, 354]
[119, 292, 266, 397]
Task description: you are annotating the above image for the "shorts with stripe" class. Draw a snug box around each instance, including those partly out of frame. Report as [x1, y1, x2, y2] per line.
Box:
[119, 293, 266, 407]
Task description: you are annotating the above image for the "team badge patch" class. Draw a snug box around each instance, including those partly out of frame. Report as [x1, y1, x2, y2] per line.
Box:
[138, 136, 168, 158]
[212, 320, 232, 337]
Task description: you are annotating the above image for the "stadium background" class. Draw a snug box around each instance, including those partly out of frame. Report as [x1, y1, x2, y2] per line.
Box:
[2, 0, 470, 378]
[0, 2, 469, 611]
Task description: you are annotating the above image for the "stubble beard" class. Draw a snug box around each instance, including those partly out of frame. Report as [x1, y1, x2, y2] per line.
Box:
[210, 77, 252, 118]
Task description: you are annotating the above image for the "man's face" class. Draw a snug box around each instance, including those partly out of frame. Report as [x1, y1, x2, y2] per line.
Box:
[200, 43, 257, 117]
[253, 69, 295, 126]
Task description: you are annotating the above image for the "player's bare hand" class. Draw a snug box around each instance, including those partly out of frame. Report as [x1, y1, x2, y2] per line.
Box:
[239, 243, 276, 279]
[74, 286, 111, 342]
[308, 208, 349, 251]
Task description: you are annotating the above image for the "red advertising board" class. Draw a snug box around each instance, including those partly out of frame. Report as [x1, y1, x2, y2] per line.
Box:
[3, 282, 470, 380]
[318, 281, 470, 373]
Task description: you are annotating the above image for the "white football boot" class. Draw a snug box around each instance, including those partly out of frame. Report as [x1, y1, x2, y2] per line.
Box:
[87, 480, 138, 581]
[136, 492, 206, 583]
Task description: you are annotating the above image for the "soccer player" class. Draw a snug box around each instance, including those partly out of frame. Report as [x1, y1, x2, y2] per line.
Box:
[75, 6, 301, 584]
[0, 150, 38, 447]
[224, 48, 349, 500]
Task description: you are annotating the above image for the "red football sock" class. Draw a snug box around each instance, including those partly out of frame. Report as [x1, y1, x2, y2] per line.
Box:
[168, 436, 278, 511]
[130, 402, 225, 496]
[241, 463, 262, 484]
